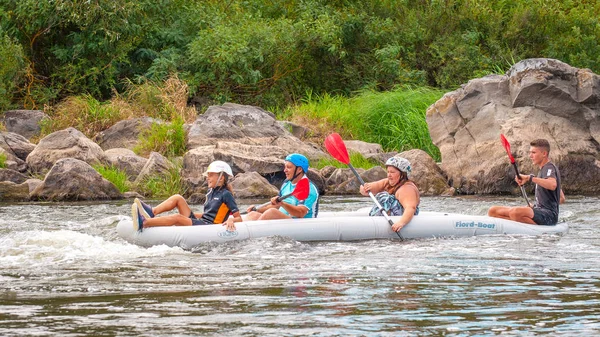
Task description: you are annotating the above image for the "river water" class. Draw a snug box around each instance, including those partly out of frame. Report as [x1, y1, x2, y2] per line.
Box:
[1, 195, 599, 336]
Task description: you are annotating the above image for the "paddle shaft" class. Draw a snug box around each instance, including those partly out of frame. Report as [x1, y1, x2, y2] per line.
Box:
[347, 163, 404, 240]
[511, 162, 532, 208]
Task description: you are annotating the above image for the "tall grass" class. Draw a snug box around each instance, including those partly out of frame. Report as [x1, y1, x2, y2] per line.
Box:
[136, 164, 186, 199]
[282, 86, 444, 161]
[314, 152, 381, 170]
[38, 75, 197, 139]
[134, 116, 186, 158]
[0, 152, 7, 168]
[93, 164, 130, 193]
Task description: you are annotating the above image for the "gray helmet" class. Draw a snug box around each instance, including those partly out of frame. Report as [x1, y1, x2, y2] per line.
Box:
[385, 156, 411, 178]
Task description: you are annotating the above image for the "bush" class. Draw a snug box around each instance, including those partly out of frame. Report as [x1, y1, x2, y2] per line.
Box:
[0, 31, 25, 111]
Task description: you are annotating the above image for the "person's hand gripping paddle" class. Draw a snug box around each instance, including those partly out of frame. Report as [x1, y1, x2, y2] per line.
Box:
[325, 133, 404, 240]
[244, 178, 310, 214]
[500, 134, 532, 207]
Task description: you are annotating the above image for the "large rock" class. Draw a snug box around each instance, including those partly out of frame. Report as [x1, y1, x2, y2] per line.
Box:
[30, 158, 122, 201]
[231, 172, 279, 198]
[94, 117, 157, 150]
[1, 110, 48, 139]
[104, 148, 148, 181]
[398, 149, 453, 196]
[26, 127, 108, 174]
[426, 58, 600, 195]
[0, 132, 35, 172]
[134, 152, 175, 184]
[187, 103, 327, 160]
[0, 181, 30, 201]
[0, 168, 29, 184]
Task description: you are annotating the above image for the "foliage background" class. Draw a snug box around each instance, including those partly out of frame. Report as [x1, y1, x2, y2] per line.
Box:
[1, 0, 598, 111]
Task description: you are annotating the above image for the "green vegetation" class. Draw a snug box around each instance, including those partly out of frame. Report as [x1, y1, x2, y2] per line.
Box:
[315, 152, 381, 170]
[134, 116, 187, 158]
[137, 164, 186, 199]
[1, 0, 599, 110]
[283, 87, 444, 160]
[93, 164, 130, 193]
[0, 152, 7, 168]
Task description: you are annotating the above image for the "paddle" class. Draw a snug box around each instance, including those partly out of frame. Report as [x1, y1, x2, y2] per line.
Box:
[500, 134, 532, 207]
[324, 133, 404, 240]
[244, 177, 310, 214]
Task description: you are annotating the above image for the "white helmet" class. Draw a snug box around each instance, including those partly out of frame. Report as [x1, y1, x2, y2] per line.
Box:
[204, 160, 233, 177]
[385, 156, 411, 178]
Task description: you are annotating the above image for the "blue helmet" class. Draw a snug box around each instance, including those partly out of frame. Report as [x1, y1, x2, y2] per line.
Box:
[285, 153, 309, 173]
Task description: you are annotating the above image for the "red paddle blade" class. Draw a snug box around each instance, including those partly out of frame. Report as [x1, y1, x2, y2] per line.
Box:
[324, 133, 350, 164]
[291, 178, 310, 200]
[500, 134, 516, 163]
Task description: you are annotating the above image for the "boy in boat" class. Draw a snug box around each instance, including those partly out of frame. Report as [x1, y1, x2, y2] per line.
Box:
[132, 160, 241, 231]
[488, 139, 565, 225]
[241, 153, 320, 221]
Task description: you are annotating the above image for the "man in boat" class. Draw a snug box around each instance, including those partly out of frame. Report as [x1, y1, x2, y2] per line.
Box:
[488, 139, 565, 225]
[242, 153, 320, 221]
[361, 156, 420, 232]
[132, 161, 241, 231]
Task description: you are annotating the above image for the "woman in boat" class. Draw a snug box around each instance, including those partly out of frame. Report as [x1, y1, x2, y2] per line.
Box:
[242, 153, 320, 221]
[132, 160, 241, 231]
[360, 156, 420, 232]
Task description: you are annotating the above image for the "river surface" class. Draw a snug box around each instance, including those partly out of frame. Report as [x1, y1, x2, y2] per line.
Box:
[1, 195, 599, 336]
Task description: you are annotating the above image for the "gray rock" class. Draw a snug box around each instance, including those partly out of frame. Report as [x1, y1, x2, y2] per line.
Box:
[105, 148, 148, 181]
[94, 117, 157, 150]
[26, 127, 108, 174]
[134, 152, 175, 184]
[231, 172, 279, 198]
[0, 168, 28, 184]
[30, 158, 122, 201]
[398, 149, 451, 196]
[0, 131, 36, 161]
[1, 110, 48, 139]
[0, 181, 30, 201]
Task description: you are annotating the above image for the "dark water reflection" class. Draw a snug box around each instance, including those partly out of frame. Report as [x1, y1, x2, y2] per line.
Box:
[1, 196, 599, 336]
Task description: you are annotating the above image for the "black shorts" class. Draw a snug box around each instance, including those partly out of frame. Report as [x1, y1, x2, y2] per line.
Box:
[189, 211, 211, 226]
[532, 207, 558, 226]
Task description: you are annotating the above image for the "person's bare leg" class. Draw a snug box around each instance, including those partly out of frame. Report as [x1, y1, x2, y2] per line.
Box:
[143, 213, 193, 228]
[245, 211, 262, 221]
[153, 194, 192, 216]
[258, 208, 292, 220]
[488, 206, 512, 220]
[508, 207, 536, 224]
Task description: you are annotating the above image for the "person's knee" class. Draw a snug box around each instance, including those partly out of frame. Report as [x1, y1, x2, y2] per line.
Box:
[246, 211, 261, 221]
[259, 208, 283, 220]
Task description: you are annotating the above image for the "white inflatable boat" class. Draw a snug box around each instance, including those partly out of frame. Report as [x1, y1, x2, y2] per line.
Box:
[116, 209, 569, 249]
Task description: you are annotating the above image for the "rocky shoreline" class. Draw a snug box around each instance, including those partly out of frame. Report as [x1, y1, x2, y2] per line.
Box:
[1, 58, 599, 202]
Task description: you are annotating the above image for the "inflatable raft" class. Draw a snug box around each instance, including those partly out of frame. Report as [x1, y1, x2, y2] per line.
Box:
[116, 209, 569, 249]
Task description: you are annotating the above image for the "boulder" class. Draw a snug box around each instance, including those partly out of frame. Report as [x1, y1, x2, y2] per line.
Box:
[0, 132, 36, 160]
[398, 149, 452, 196]
[231, 172, 279, 198]
[30, 158, 122, 201]
[1, 110, 48, 139]
[0, 168, 29, 184]
[0, 181, 30, 201]
[344, 140, 383, 156]
[94, 117, 157, 150]
[426, 58, 600, 195]
[134, 152, 175, 184]
[0, 146, 26, 172]
[104, 148, 148, 181]
[187, 103, 327, 160]
[26, 127, 108, 174]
